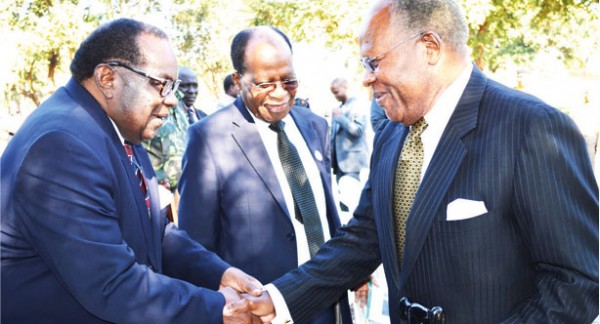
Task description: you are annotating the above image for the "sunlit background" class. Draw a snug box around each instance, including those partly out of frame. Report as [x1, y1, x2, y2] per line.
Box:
[2, 0, 599, 163]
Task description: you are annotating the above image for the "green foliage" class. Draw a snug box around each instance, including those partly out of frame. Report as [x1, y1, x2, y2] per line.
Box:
[170, 0, 230, 96]
[1, 0, 597, 112]
[3, 0, 99, 107]
[461, 0, 598, 71]
[247, 0, 368, 49]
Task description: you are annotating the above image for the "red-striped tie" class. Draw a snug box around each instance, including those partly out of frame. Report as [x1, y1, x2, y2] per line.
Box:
[123, 143, 151, 213]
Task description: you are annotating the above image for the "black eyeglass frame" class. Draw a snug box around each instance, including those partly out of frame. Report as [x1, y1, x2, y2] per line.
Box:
[360, 31, 423, 73]
[105, 61, 181, 98]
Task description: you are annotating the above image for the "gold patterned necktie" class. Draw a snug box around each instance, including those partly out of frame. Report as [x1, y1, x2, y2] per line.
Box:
[393, 117, 428, 264]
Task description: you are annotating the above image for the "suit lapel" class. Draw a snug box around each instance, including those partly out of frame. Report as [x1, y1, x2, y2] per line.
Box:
[374, 122, 409, 292]
[230, 99, 291, 220]
[399, 65, 487, 288]
[290, 108, 328, 179]
[65, 78, 161, 270]
[135, 144, 162, 270]
[290, 108, 342, 232]
[120, 144, 161, 270]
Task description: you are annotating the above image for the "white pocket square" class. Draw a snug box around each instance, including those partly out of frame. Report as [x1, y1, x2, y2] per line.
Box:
[446, 199, 487, 221]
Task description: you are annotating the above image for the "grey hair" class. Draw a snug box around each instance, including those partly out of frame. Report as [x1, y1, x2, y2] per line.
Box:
[391, 0, 468, 51]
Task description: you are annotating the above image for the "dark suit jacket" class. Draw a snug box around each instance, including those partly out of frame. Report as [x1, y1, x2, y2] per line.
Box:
[1, 78, 231, 323]
[178, 97, 353, 323]
[330, 97, 370, 175]
[273, 66, 599, 323]
[191, 106, 208, 121]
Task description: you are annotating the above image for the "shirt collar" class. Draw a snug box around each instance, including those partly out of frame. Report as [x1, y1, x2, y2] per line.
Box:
[423, 63, 473, 131]
[109, 118, 126, 145]
[246, 106, 294, 131]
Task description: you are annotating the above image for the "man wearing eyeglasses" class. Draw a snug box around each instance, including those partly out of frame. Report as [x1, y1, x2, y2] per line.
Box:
[0, 18, 263, 323]
[178, 26, 357, 324]
[226, 0, 598, 323]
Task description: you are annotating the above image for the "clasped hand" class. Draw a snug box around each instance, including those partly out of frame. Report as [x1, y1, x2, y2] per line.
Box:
[220, 267, 275, 323]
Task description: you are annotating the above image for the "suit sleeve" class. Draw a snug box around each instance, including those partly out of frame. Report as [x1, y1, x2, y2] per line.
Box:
[15, 132, 225, 324]
[272, 179, 382, 323]
[503, 109, 599, 322]
[178, 124, 221, 251]
[332, 100, 367, 139]
[162, 222, 230, 288]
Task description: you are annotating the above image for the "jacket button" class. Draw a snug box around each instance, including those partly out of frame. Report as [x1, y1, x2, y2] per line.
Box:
[286, 233, 295, 241]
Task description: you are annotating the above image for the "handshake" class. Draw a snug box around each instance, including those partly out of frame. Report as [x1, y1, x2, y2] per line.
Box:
[219, 267, 277, 323]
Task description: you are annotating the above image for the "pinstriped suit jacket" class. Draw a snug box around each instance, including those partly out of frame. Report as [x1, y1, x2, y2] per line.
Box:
[273, 66, 599, 323]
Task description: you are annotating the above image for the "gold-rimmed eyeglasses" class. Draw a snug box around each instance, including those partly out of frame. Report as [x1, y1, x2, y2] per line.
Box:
[239, 74, 299, 93]
[360, 31, 423, 73]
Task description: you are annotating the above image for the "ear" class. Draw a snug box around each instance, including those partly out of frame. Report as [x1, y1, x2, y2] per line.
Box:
[94, 64, 117, 99]
[232, 72, 242, 91]
[421, 31, 442, 65]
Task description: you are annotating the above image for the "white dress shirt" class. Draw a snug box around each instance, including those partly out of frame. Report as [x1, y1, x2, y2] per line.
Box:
[420, 63, 473, 180]
[251, 112, 331, 265]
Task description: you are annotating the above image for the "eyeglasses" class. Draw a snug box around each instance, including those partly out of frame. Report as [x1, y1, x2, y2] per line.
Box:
[240, 74, 299, 93]
[105, 61, 181, 98]
[360, 31, 422, 73]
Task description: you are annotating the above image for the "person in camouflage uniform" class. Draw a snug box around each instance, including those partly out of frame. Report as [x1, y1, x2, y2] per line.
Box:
[144, 66, 206, 192]
[144, 96, 189, 190]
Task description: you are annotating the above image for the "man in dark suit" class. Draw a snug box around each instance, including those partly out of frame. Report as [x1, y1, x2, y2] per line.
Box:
[329, 77, 370, 183]
[178, 26, 357, 324]
[329, 77, 370, 212]
[227, 0, 599, 323]
[0, 18, 262, 323]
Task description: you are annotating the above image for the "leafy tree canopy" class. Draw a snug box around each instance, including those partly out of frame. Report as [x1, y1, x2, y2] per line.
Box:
[1, 0, 597, 112]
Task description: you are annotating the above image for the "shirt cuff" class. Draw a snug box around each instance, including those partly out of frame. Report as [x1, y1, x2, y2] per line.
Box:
[264, 283, 294, 324]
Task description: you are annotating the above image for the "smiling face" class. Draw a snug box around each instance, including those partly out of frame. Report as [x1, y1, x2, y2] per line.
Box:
[359, 1, 435, 126]
[107, 32, 178, 144]
[233, 30, 297, 123]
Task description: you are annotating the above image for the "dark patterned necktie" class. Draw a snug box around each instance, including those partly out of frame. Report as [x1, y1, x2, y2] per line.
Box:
[187, 107, 198, 124]
[393, 118, 428, 264]
[270, 121, 324, 257]
[123, 142, 151, 215]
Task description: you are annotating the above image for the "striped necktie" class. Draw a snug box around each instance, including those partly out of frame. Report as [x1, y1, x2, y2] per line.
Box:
[123, 142, 151, 215]
[393, 118, 428, 264]
[270, 121, 324, 258]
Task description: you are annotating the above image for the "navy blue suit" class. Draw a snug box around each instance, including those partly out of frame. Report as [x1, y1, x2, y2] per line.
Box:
[1, 79, 231, 323]
[272, 66, 599, 323]
[178, 98, 353, 324]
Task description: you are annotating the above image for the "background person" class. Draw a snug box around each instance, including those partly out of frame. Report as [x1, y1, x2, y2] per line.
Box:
[329, 77, 370, 212]
[370, 97, 387, 134]
[215, 73, 240, 110]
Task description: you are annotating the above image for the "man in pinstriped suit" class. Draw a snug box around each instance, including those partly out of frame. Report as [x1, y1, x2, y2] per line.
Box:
[228, 0, 599, 323]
